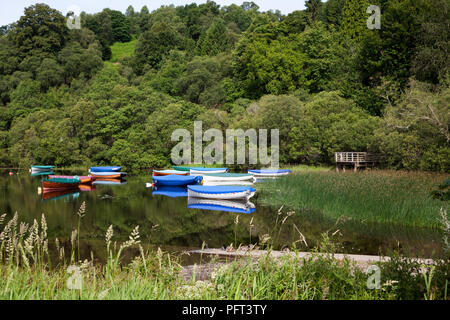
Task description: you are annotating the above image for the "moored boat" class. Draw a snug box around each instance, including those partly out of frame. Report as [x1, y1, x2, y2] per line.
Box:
[42, 177, 81, 191]
[152, 175, 202, 187]
[187, 185, 256, 200]
[89, 166, 122, 172]
[89, 171, 126, 179]
[202, 180, 255, 186]
[152, 169, 189, 176]
[187, 198, 255, 214]
[248, 169, 292, 177]
[189, 168, 228, 175]
[31, 165, 55, 173]
[49, 175, 96, 185]
[202, 173, 255, 183]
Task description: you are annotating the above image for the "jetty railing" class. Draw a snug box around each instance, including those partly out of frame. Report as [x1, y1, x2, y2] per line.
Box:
[334, 152, 383, 172]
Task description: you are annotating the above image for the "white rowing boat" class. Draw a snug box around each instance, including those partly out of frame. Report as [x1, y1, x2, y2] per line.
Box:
[187, 185, 256, 200]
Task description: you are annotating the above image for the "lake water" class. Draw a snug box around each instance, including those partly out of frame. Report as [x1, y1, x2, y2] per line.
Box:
[0, 169, 445, 263]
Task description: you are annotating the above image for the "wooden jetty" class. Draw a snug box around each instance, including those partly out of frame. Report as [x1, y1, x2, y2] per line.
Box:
[334, 152, 383, 172]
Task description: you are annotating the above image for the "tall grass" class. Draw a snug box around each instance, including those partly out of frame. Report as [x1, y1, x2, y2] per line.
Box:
[0, 203, 448, 300]
[258, 170, 448, 228]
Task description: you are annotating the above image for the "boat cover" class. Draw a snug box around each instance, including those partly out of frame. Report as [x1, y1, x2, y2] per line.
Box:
[152, 175, 202, 186]
[90, 166, 122, 172]
[187, 185, 256, 194]
[248, 169, 292, 174]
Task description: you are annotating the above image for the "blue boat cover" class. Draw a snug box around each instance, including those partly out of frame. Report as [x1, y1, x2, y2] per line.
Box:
[152, 186, 188, 198]
[90, 166, 122, 172]
[248, 169, 292, 174]
[187, 185, 256, 194]
[188, 203, 255, 214]
[153, 175, 202, 186]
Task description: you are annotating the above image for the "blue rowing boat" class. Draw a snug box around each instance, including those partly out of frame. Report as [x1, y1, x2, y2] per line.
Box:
[152, 175, 202, 187]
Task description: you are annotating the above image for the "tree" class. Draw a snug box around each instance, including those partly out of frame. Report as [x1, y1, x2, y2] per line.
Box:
[222, 4, 252, 31]
[322, 0, 346, 28]
[10, 4, 68, 59]
[305, 0, 324, 24]
[341, 0, 370, 40]
[233, 23, 340, 98]
[36, 58, 64, 89]
[197, 19, 232, 55]
[281, 11, 309, 34]
[110, 10, 131, 42]
[133, 9, 187, 72]
[175, 53, 233, 106]
[411, 0, 449, 84]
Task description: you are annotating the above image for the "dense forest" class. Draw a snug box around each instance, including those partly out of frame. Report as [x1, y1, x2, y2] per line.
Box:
[0, 0, 448, 171]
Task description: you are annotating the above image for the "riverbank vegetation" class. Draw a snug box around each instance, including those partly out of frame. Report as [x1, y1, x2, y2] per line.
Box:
[0, 208, 449, 300]
[0, 1, 448, 172]
[258, 170, 449, 228]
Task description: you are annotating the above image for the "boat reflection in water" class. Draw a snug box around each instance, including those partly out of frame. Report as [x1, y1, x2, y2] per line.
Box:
[30, 171, 54, 177]
[40, 188, 80, 202]
[92, 178, 127, 186]
[187, 197, 256, 214]
[151, 186, 188, 198]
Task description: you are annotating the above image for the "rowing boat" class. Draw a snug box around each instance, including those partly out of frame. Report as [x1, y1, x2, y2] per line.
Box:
[42, 177, 81, 191]
[89, 171, 126, 179]
[89, 166, 122, 172]
[189, 168, 228, 175]
[152, 169, 189, 176]
[173, 166, 228, 174]
[31, 165, 55, 173]
[202, 173, 255, 183]
[248, 169, 292, 177]
[202, 180, 255, 186]
[172, 166, 199, 172]
[187, 185, 256, 200]
[49, 175, 96, 185]
[152, 175, 202, 187]
[187, 198, 255, 214]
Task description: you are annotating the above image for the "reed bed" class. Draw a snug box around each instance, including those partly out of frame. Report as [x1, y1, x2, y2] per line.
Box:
[258, 170, 448, 228]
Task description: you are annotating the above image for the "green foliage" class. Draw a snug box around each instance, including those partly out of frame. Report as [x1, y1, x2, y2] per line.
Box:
[0, 1, 447, 172]
[9, 3, 68, 59]
[340, 0, 371, 41]
[197, 18, 233, 56]
[175, 53, 233, 106]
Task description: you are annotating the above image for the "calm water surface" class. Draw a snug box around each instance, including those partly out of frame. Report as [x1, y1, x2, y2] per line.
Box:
[0, 169, 444, 262]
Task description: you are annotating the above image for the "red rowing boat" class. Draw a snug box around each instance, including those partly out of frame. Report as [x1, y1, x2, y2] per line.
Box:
[48, 175, 96, 185]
